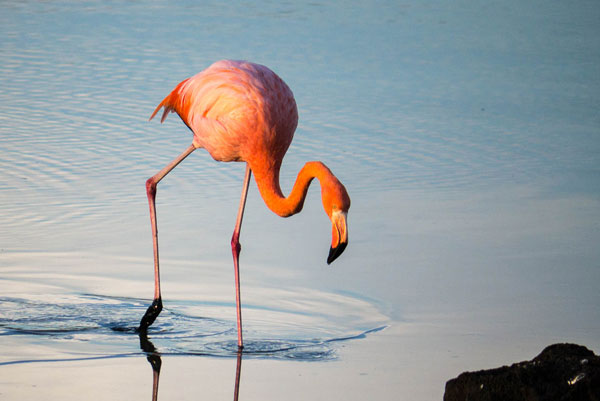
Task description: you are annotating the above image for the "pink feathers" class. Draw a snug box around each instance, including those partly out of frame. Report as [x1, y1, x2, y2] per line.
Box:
[150, 60, 298, 165]
[141, 60, 350, 342]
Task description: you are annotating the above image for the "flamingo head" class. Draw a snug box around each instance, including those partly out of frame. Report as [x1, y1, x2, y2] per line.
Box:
[323, 180, 350, 265]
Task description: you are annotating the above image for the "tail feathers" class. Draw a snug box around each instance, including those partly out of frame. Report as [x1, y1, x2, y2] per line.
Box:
[149, 78, 190, 123]
[149, 99, 172, 123]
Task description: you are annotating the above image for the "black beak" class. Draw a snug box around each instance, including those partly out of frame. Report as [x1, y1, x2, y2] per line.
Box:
[327, 241, 348, 265]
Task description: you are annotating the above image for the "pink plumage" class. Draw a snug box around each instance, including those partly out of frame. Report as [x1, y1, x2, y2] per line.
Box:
[150, 60, 298, 166]
[141, 60, 350, 349]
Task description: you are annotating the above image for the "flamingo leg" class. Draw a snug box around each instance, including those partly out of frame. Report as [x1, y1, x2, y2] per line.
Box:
[231, 163, 252, 349]
[139, 144, 196, 333]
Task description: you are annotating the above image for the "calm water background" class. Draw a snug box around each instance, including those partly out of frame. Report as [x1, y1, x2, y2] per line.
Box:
[1, 1, 599, 399]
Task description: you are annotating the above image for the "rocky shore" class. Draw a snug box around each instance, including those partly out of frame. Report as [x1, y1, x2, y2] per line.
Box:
[444, 343, 599, 401]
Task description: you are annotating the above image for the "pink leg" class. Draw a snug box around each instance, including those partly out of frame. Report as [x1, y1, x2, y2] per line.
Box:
[139, 144, 196, 333]
[231, 164, 252, 349]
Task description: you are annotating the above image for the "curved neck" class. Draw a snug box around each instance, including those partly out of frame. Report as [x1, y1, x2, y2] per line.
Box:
[252, 161, 334, 217]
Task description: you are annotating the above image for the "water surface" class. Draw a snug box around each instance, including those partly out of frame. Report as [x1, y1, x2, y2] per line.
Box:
[1, 1, 600, 399]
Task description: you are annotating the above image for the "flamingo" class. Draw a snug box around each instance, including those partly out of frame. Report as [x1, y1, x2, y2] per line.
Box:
[138, 60, 351, 349]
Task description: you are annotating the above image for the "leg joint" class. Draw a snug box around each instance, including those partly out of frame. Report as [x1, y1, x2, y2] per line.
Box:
[146, 177, 157, 199]
[231, 234, 241, 254]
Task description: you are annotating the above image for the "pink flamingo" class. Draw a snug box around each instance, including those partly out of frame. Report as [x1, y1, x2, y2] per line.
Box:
[139, 60, 350, 349]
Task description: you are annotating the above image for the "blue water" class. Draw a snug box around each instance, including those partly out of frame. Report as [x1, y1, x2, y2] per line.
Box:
[0, 292, 386, 363]
[1, 1, 599, 399]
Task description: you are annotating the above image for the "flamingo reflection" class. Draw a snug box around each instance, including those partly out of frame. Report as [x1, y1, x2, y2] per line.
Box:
[138, 332, 243, 401]
[139, 333, 162, 401]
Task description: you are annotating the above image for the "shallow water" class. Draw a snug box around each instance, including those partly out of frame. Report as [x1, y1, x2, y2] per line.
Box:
[0, 292, 385, 363]
[1, 0, 600, 399]
[0, 276, 386, 363]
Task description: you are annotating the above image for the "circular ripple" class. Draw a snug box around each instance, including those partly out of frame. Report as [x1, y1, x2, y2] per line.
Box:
[0, 292, 387, 362]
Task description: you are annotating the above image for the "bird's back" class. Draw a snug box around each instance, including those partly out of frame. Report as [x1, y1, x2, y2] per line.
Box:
[151, 60, 298, 168]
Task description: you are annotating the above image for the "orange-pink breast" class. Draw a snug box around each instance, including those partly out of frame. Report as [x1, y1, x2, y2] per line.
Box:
[173, 60, 298, 169]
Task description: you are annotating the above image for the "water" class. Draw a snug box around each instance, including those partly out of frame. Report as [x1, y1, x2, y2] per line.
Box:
[1, 1, 600, 399]
[0, 291, 385, 362]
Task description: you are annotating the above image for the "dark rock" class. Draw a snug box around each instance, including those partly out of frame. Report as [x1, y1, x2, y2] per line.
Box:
[444, 343, 600, 401]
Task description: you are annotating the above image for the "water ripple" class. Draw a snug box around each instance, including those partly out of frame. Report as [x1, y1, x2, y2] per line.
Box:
[0, 293, 387, 363]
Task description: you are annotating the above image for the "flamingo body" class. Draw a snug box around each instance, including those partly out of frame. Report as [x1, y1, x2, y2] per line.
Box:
[151, 60, 297, 168]
[141, 60, 350, 348]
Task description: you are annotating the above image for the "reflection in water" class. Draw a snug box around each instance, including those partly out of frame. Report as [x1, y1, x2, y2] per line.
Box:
[139, 333, 162, 401]
[139, 332, 243, 401]
[233, 350, 242, 401]
[0, 291, 386, 398]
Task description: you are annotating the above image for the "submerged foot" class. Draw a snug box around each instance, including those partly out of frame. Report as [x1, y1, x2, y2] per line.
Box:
[138, 297, 163, 333]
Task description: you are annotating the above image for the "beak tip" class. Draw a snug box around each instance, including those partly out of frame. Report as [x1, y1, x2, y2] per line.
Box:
[327, 249, 334, 265]
[327, 241, 348, 265]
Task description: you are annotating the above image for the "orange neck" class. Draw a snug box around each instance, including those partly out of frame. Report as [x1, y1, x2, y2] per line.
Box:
[252, 161, 336, 218]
